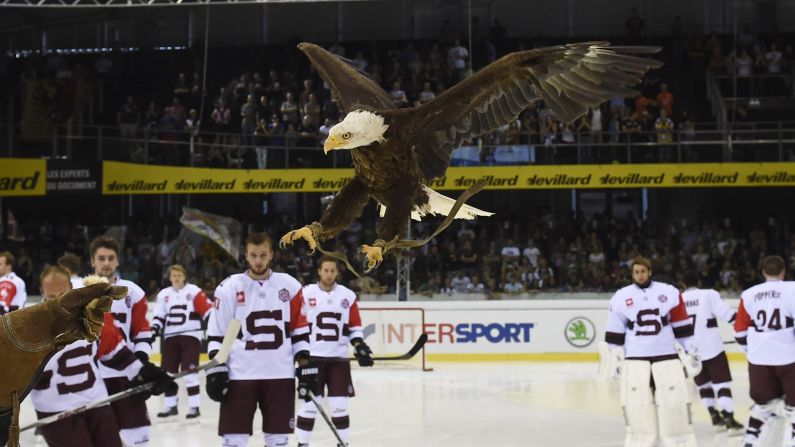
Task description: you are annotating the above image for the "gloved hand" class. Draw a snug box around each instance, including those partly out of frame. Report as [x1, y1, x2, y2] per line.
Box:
[675, 342, 702, 378]
[49, 280, 128, 348]
[353, 340, 374, 367]
[205, 365, 230, 402]
[151, 324, 162, 338]
[131, 361, 177, 402]
[295, 352, 317, 402]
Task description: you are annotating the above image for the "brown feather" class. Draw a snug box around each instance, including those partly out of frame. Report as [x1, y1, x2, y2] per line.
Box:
[407, 42, 661, 179]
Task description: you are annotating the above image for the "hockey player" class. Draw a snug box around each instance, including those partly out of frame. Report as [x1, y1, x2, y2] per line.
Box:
[205, 232, 314, 447]
[86, 236, 159, 446]
[681, 271, 744, 433]
[31, 266, 174, 447]
[152, 264, 214, 421]
[0, 251, 27, 314]
[734, 255, 795, 447]
[295, 257, 374, 447]
[604, 257, 699, 447]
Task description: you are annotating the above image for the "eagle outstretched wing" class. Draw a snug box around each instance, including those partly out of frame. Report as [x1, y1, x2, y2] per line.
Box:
[298, 42, 395, 114]
[409, 42, 662, 180]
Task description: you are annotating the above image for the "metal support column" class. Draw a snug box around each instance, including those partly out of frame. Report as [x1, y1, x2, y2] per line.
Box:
[395, 219, 411, 301]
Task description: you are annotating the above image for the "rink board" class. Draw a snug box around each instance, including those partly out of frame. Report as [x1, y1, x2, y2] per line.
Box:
[358, 300, 744, 362]
[142, 300, 745, 363]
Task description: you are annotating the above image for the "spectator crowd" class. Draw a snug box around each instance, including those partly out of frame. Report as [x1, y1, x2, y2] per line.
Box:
[2, 210, 794, 299]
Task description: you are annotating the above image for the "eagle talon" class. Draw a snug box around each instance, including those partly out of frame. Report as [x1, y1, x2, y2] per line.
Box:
[359, 244, 384, 273]
[279, 226, 318, 252]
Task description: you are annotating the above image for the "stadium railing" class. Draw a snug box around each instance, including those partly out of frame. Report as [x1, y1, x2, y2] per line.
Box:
[2, 122, 795, 167]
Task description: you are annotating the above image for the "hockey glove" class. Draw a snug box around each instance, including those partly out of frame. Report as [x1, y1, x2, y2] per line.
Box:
[151, 324, 162, 338]
[205, 365, 230, 403]
[295, 352, 318, 402]
[131, 361, 177, 402]
[674, 342, 702, 378]
[353, 340, 374, 367]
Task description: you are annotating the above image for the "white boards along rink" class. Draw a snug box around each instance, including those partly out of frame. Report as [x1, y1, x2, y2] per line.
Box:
[357, 299, 744, 362]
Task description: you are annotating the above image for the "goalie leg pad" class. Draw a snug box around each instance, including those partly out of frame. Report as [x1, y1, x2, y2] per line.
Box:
[747, 400, 783, 447]
[621, 360, 657, 447]
[783, 404, 795, 447]
[651, 359, 697, 447]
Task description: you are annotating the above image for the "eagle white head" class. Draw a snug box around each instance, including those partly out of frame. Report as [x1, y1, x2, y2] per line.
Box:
[323, 110, 389, 154]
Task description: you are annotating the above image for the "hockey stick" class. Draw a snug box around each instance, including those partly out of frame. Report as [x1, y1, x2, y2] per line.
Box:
[22, 319, 241, 431]
[310, 333, 428, 364]
[308, 390, 346, 446]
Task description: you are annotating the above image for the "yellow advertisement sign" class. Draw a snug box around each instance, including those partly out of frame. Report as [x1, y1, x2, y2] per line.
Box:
[102, 161, 795, 194]
[0, 158, 47, 196]
[103, 161, 355, 194]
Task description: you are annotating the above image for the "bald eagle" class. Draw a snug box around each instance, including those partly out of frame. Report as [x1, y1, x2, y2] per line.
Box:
[280, 42, 661, 271]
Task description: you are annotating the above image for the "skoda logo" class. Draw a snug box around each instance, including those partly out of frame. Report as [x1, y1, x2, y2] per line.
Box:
[565, 317, 595, 348]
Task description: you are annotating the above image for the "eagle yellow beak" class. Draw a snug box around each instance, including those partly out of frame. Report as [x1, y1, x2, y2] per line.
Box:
[323, 135, 341, 154]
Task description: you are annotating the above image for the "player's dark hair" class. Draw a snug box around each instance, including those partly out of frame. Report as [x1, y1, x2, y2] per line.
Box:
[57, 254, 81, 275]
[245, 232, 272, 248]
[0, 251, 14, 268]
[682, 271, 699, 288]
[89, 236, 120, 257]
[40, 265, 71, 283]
[761, 255, 785, 277]
[317, 256, 339, 269]
[631, 256, 652, 271]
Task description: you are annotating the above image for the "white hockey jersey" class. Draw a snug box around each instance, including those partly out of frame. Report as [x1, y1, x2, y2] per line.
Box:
[0, 272, 27, 314]
[301, 283, 364, 358]
[735, 280, 795, 366]
[31, 319, 142, 413]
[73, 276, 151, 379]
[207, 271, 309, 380]
[153, 284, 214, 340]
[69, 275, 83, 290]
[605, 281, 694, 359]
[683, 288, 736, 361]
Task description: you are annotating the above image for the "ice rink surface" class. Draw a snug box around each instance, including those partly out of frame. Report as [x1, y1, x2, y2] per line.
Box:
[18, 361, 755, 447]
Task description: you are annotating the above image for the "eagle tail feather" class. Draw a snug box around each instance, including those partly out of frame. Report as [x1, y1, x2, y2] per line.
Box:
[377, 186, 493, 222]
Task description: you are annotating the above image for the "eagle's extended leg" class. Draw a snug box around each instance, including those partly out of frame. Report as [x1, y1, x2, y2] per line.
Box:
[359, 236, 400, 273]
[279, 223, 321, 252]
[360, 188, 414, 272]
[280, 178, 370, 252]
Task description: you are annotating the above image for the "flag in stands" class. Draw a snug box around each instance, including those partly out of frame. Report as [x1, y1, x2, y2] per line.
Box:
[179, 208, 241, 260]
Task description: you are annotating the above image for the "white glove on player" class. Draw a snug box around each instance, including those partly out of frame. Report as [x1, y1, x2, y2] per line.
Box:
[597, 341, 624, 381]
[675, 342, 702, 378]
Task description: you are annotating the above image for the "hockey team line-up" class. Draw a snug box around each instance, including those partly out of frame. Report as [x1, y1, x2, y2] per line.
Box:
[0, 237, 426, 447]
[1, 238, 792, 446]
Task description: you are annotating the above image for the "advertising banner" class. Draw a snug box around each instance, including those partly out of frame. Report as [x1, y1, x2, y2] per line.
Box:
[46, 160, 101, 194]
[359, 301, 743, 362]
[0, 158, 46, 196]
[102, 161, 795, 194]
